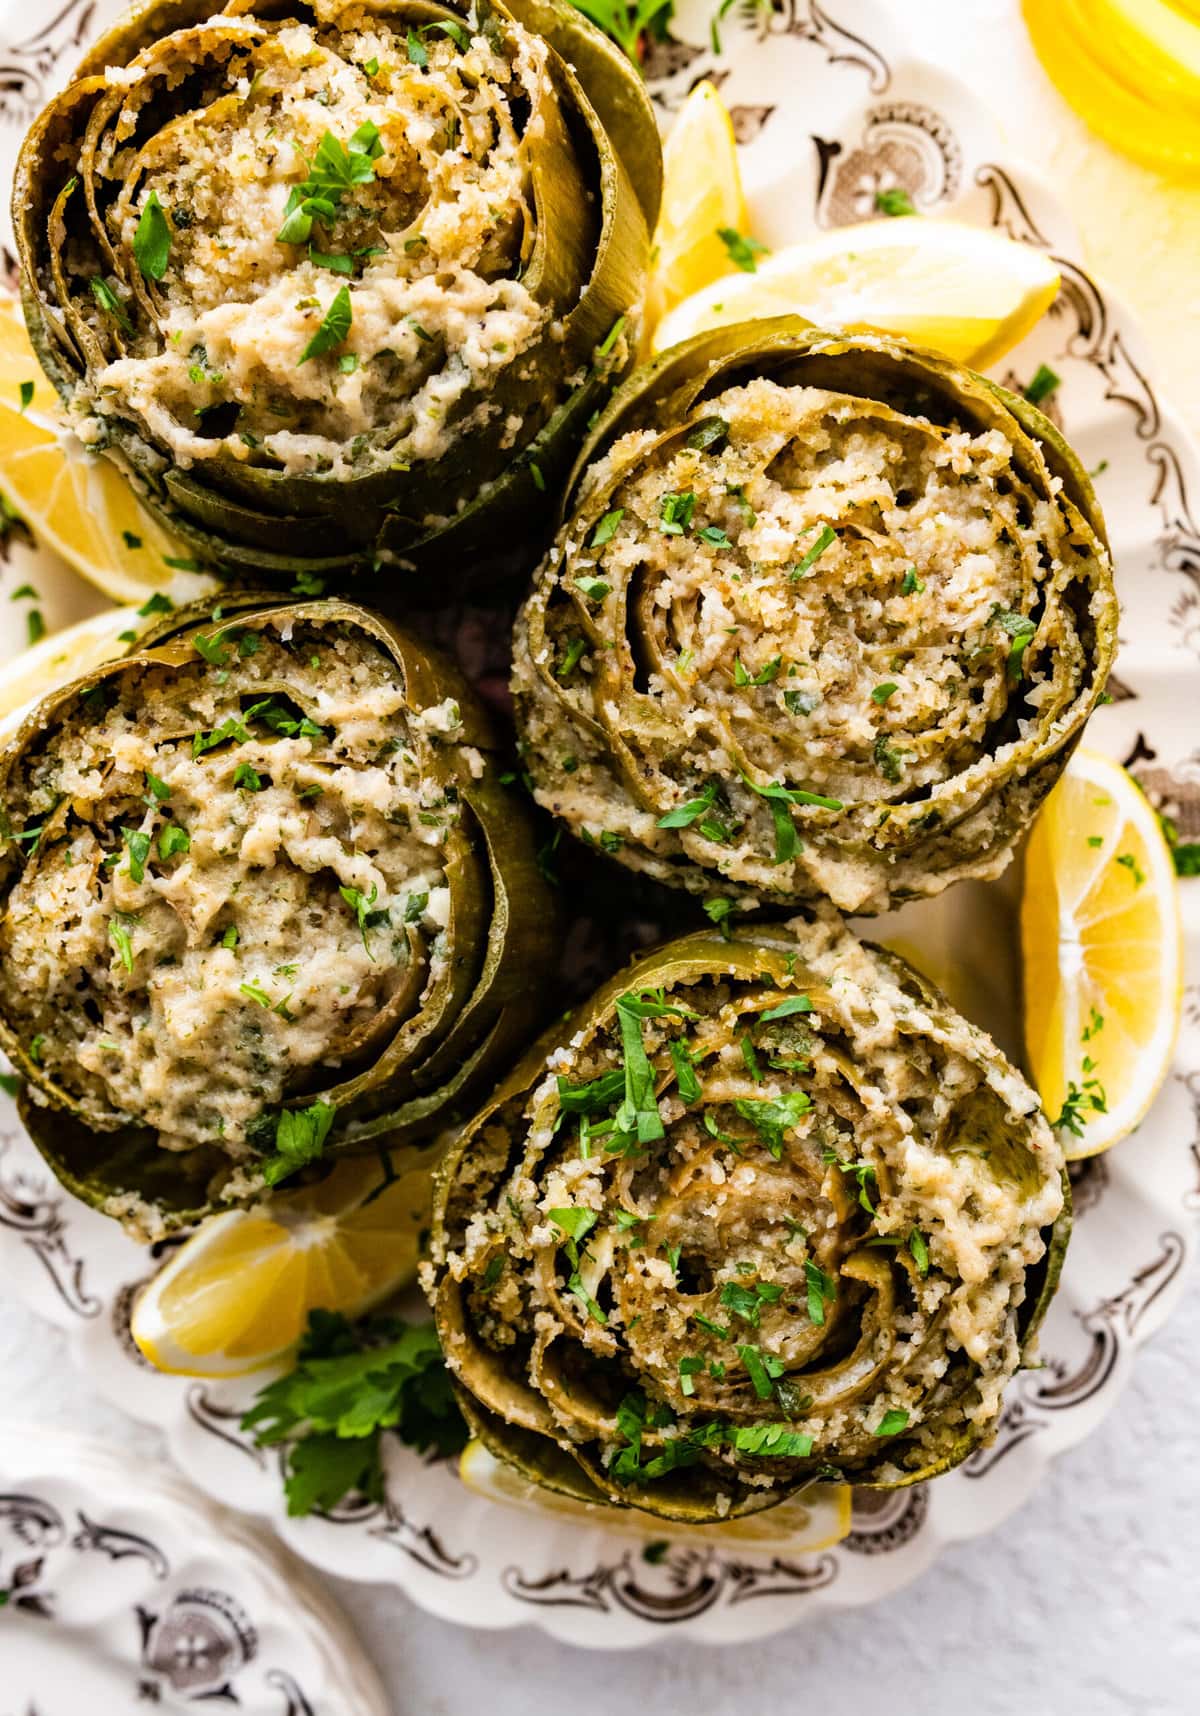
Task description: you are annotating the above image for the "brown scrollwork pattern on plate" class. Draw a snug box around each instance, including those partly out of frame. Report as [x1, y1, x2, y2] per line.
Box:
[843, 1485, 929, 1554]
[815, 102, 960, 226]
[0, 1135, 100, 1319]
[365, 1491, 479, 1580]
[964, 1232, 1186, 1477]
[503, 1545, 837, 1620]
[72, 1511, 170, 1579]
[185, 1385, 270, 1471]
[0, 1, 95, 125]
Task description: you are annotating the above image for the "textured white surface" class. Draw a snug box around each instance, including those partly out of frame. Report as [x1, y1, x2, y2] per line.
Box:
[2, 1, 1199, 1709]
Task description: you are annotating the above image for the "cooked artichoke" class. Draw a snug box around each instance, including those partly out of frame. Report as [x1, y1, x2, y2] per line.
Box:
[513, 319, 1117, 913]
[13, 0, 657, 589]
[0, 595, 556, 1233]
[427, 915, 1068, 1522]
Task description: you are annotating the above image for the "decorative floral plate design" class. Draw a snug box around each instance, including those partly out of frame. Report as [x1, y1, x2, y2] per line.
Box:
[0, 0, 1198, 1651]
[0, 1424, 389, 1714]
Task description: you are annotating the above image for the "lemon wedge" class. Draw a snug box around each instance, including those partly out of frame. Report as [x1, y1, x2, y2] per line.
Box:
[647, 80, 751, 326]
[459, 1438, 852, 1551]
[131, 1156, 433, 1377]
[0, 605, 145, 742]
[651, 217, 1062, 368]
[1021, 749, 1183, 1159]
[0, 296, 213, 605]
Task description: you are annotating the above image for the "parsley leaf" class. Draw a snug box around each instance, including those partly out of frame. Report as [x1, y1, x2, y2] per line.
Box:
[261, 1099, 337, 1187]
[133, 191, 171, 280]
[241, 1310, 467, 1516]
[717, 226, 768, 272]
[298, 284, 353, 364]
[733, 1090, 812, 1158]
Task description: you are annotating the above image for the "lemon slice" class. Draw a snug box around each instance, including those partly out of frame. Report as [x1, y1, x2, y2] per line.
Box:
[647, 80, 751, 325]
[0, 605, 145, 743]
[459, 1439, 851, 1551]
[131, 1156, 433, 1377]
[652, 217, 1061, 368]
[0, 296, 214, 605]
[1021, 749, 1183, 1159]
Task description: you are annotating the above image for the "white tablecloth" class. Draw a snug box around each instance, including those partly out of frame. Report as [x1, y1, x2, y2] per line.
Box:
[3, 4, 1197, 1710]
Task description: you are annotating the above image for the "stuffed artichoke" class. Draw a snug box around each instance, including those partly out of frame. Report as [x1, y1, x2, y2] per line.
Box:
[13, 0, 657, 588]
[0, 595, 556, 1233]
[513, 319, 1117, 913]
[427, 915, 1068, 1522]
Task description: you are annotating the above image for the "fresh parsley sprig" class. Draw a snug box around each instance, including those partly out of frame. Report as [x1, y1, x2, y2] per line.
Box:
[242, 1310, 467, 1516]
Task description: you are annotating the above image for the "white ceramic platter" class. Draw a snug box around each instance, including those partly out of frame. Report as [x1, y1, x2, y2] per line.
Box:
[0, 1423, 389, 1714]
[0, 0, 1198, 1651]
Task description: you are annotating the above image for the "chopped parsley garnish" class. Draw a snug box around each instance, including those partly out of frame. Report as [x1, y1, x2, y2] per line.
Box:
[656, 781, 731, 842]
[133, 191, 171, 280]
[871, 681, 899, 705]
[759, 995, 811, 1022]
[108, 914, 137, 974]
[261, 1099, 337, 1187]
[597, 314, 626, 356]
[908, 1228, 930, 1277]
[739, 772, 843, 865]
[790, 523, 836, 579]
[659, 490, 697, 536]
[734, 654, 781, 686]
[90, 276, 133, 336]
[589, 508, 624, 547]
[1051, 1074, 1108, 1137]
[138, 593, 173, 617]
[731, 1424, 813, 1458]
[549, 1205, 599, 1263]
[18, 380, 33, 413]
[557, 1067, 626, 1115]
[340, 882, 389, 958]
[822, 1148, 877, 1213]
[874, 1408, 909, 1437]
[574, 574, 612, 601]
[717, 226, 768, 272]
[1115, 851, 1146, 886]
[733, 1090, 811, 1158]
[805, 1259, 836, 1326]
[278, 125, 382, 247]
[900, 567, 925, 595]
[678, 1355, 704, 1397]
[873, 733, 906, 783]
[234, 761, 264, 792]
[241, 1309, 466, 1515]
[874, 186, 916, 216]
[1023, 363, 1061, 406]
[738, 1343, 784, 1400]
[120, 827, 151, 881]
[612, 990, 667, 1148]
[784, 688, 821, 717]
[703, 896, 739, 936]
[687, 415, 730, 453]
[298, 284, 353, 364]
[990, 605, 1038, 680]
[669, 1038, 701, 1103]
[720, 1278, 783, 1327]
[698, 524, 733, 547]
[158, 824, 190, 860]
[556, 635, 587, 678]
